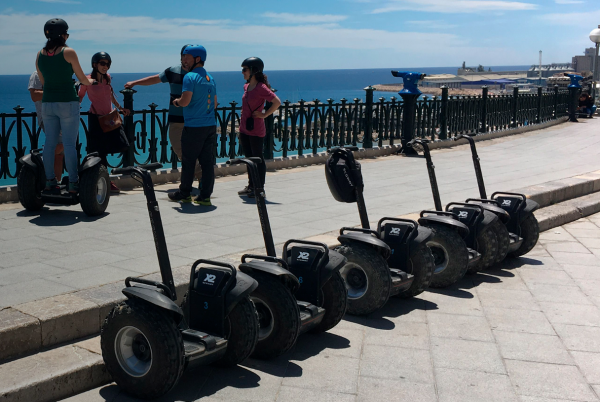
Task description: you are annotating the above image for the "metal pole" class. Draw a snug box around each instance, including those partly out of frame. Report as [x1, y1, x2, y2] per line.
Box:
[539, 50, 542, 87]
[593, 43, 599, 101]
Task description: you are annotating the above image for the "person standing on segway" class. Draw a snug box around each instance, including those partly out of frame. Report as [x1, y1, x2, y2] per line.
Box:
[168, 45, 217, 206]
[36, 18, 95, 194]
[237, 57, 281, 198]
[79, 52, 130, 194]
[124, 45, 202, 188]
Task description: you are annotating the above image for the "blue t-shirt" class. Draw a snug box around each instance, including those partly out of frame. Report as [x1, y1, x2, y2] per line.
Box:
[181, 67, 217, 128]
[159, 65, 187, 123]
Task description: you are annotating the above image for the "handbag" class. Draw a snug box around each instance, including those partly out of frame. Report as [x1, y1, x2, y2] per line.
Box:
[98, 85, 123, 133]
[105, 125, 130, 154]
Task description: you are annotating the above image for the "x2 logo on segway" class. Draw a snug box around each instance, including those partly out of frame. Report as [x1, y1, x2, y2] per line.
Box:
[193, 269, 229, 296]
[495, 196, 522, 214]
[452, 208, 478, 225]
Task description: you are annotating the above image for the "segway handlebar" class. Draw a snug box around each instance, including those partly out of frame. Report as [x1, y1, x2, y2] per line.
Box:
[112, 163, 163, 175]
[227, 158, 262, 166]
[327, 146, 359, 154]
[125, 277, 176, 300]
[241, 254, 289, 269]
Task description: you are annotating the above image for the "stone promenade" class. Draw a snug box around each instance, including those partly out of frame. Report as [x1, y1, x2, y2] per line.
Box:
[0, 118, 599, 309]
[64, 213, 600, 402]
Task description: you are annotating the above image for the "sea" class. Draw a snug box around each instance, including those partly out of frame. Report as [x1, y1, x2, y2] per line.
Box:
[0, 66, 529, 186]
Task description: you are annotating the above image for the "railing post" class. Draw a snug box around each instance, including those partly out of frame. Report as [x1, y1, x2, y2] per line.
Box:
[120, 88, 136, 167]
[568, 86, 580, 122]
[536, 86, 543, 124]
[440, 86, 448, 140]
[553, 85, 559, 119]
[148, 103, 158, 163]
[512, 86, 519, 128]
[363, 86, 374, 148]
[480, 86, 488, 133]
[229, 101, 237, 158]
[14, 106, 25, 175]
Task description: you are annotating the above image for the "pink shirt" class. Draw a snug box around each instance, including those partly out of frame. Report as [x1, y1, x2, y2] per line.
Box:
[240, 82, 276, 137]
[78, 74, 113, 115]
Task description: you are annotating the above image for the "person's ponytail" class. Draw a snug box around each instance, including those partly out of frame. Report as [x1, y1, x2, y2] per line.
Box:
[255, 72, 271, 89]
[43, 36, 66, 53]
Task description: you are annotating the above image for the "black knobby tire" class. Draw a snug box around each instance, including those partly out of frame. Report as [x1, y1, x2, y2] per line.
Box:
[396, 242, 435, 298]
[335, 243, 391, 315]
[508, 214, 540, 258]
[100, 300, 184, 400]
[490, 220, 510, 263]
[17, 167, 45, 211]
[468, 225, 498, 273]
[80, 164, 110, 216]
[427, 224, 470, 288]
[214, 296, 259, 367]
[310, 271, 348, 333]
[248, 272, 301, 360]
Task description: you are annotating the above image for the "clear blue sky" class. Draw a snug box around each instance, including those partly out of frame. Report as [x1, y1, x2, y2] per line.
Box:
[0, 0, 598, 74]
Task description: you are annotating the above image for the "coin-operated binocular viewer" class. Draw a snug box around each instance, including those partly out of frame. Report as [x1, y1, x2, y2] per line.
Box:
[391, 71, 426, 154]
[567, 74, 583, 122]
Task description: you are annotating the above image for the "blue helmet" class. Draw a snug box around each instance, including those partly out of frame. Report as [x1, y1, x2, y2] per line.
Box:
[182, 45, 207, 62]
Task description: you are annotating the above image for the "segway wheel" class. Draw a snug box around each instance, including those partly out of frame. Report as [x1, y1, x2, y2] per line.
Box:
[396, 242, 435, 298]
[80, 164, 110, 216]
[248, 272, 301, 360]
[490, 220, 510, 264]
[468, 226, 498, 273]
[336, 243, 391, 315]
[310, 271, 348, 333]
[100, 300, 184, 400]
[214, 296, 259, 367]
[17, 167, 45, 211]
[508, 214, 540, 258]
[427, 224, 469, 288]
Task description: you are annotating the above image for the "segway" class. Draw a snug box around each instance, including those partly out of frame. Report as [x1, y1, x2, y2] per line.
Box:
[17, 148, 110, 216]
[100, 164, 259, 400]
[325, 147, 435, 315]
[453, 134, 539, 257]
[226, 158, 348, 359]
[409, 139, 500, 273]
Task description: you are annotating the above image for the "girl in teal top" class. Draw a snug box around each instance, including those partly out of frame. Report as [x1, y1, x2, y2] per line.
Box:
[36, 18, 94, 194]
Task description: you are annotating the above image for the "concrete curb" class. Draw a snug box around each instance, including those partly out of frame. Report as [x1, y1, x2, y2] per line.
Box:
[1, 163, 599, 365]
[0, 117, 568, 204]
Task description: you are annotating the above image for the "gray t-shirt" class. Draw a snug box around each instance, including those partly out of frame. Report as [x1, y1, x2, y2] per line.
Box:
[28, 71, 43, 128]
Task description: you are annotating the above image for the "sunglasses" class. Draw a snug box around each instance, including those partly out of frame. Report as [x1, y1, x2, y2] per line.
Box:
[98, 61, 110, 67]
[242, 68, 248, 72]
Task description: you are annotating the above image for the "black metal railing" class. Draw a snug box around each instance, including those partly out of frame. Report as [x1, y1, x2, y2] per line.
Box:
[0, 85, 572, 185]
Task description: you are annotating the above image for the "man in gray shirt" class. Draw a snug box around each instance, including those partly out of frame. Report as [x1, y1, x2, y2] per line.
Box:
[28, 71, 64, 181]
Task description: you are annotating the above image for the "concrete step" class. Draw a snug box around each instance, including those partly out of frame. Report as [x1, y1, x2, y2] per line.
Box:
[0, 337, 110, 402]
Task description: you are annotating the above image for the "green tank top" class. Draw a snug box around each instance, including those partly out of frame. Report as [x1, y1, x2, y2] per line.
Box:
[37, 48, 79, 103]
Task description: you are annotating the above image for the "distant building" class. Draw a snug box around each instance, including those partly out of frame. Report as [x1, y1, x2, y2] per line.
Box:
[422, 74, 464, 88]
[527, 64, 572, 78]
[572, 48, 600, 73]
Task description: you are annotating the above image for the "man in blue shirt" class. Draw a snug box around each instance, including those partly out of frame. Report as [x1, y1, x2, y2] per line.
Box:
[169, 45, 217, 206]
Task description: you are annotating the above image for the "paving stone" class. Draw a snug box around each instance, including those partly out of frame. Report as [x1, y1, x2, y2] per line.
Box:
[552, 253, 600, 267]
[493, 330, 573, 365]
[0, 247, 62, 269]
[527, 283, 593, 305]
[512, 255, 565, 271]
[544, 242, 591, 254]
[360, 344, 433, 383]
[14, 293, 98, 347]
[485, 306, 555, 335]
[0, 279, 76, 308]
[420, 289, 484, 316]
[277, 386, 357, 402]
[577, 237, 600, 249]
[473, 271, 529, 290]
[539, 302, 600, 327]
[283, 353, 360, 394]
[565, 228, 600, 239]
[0, 308, 40, 361]
[427, 312, 494, 342]
[519, 268, 576, 286]
[476, 287, 540, 311]
[431, 336, 505, 374]
[44, 250, 130, 271]
[539, 227, 578, 243]
[0, 262, 69, 286]
[0, 344, 110, 402]
[506, 359, 597, 401]
[564, 221, 598, 230]
[562, 265, 600, 281]
[554, 324, 600, 352]
[357, 376, 436, 402]
[435, 368, 518, 402]
[292, 328, 364, 359]
[363, 321, 429, 350]
[570, 351, 600, 384]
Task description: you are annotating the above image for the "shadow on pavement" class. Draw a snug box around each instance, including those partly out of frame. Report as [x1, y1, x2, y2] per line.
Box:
[172, 203, 218, 214]
[344, 297, 437, 330]
[19, 208, 108, 227]
[238, 195, 282, 205]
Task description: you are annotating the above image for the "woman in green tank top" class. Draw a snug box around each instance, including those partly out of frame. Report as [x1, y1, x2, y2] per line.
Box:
[36, 18, 95, 194]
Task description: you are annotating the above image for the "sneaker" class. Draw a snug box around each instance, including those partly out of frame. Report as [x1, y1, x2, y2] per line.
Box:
[168, 191, 191, 203]
[43, 178, 60, 195]
[110, 181, 121, 194]
[238, 186, 253, 196]
[194, 197, 212, 206]
[247, 190, 265, 199]
[68, 181, 79, 194]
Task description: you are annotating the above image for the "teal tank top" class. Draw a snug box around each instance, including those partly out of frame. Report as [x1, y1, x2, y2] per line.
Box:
[37, 48, 79, 103]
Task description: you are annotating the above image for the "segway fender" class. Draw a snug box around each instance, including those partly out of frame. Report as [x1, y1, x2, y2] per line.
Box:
[224, 271, 258, 315]
[81, 155, 102, 172]
[20, 153, 40, 172]
[408, 226, 434, 257]
[338, 232, 391, 259]
[238, 260, 301, 293]
[122, 286, 184, 321]
[523, 199, 539, 216]
[477, 210, 498, 233]
[19, 153, 45, 191]
[418, 215, 469, 239]
[476, 203, 511, 224]
[319, 250, 347, 285]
